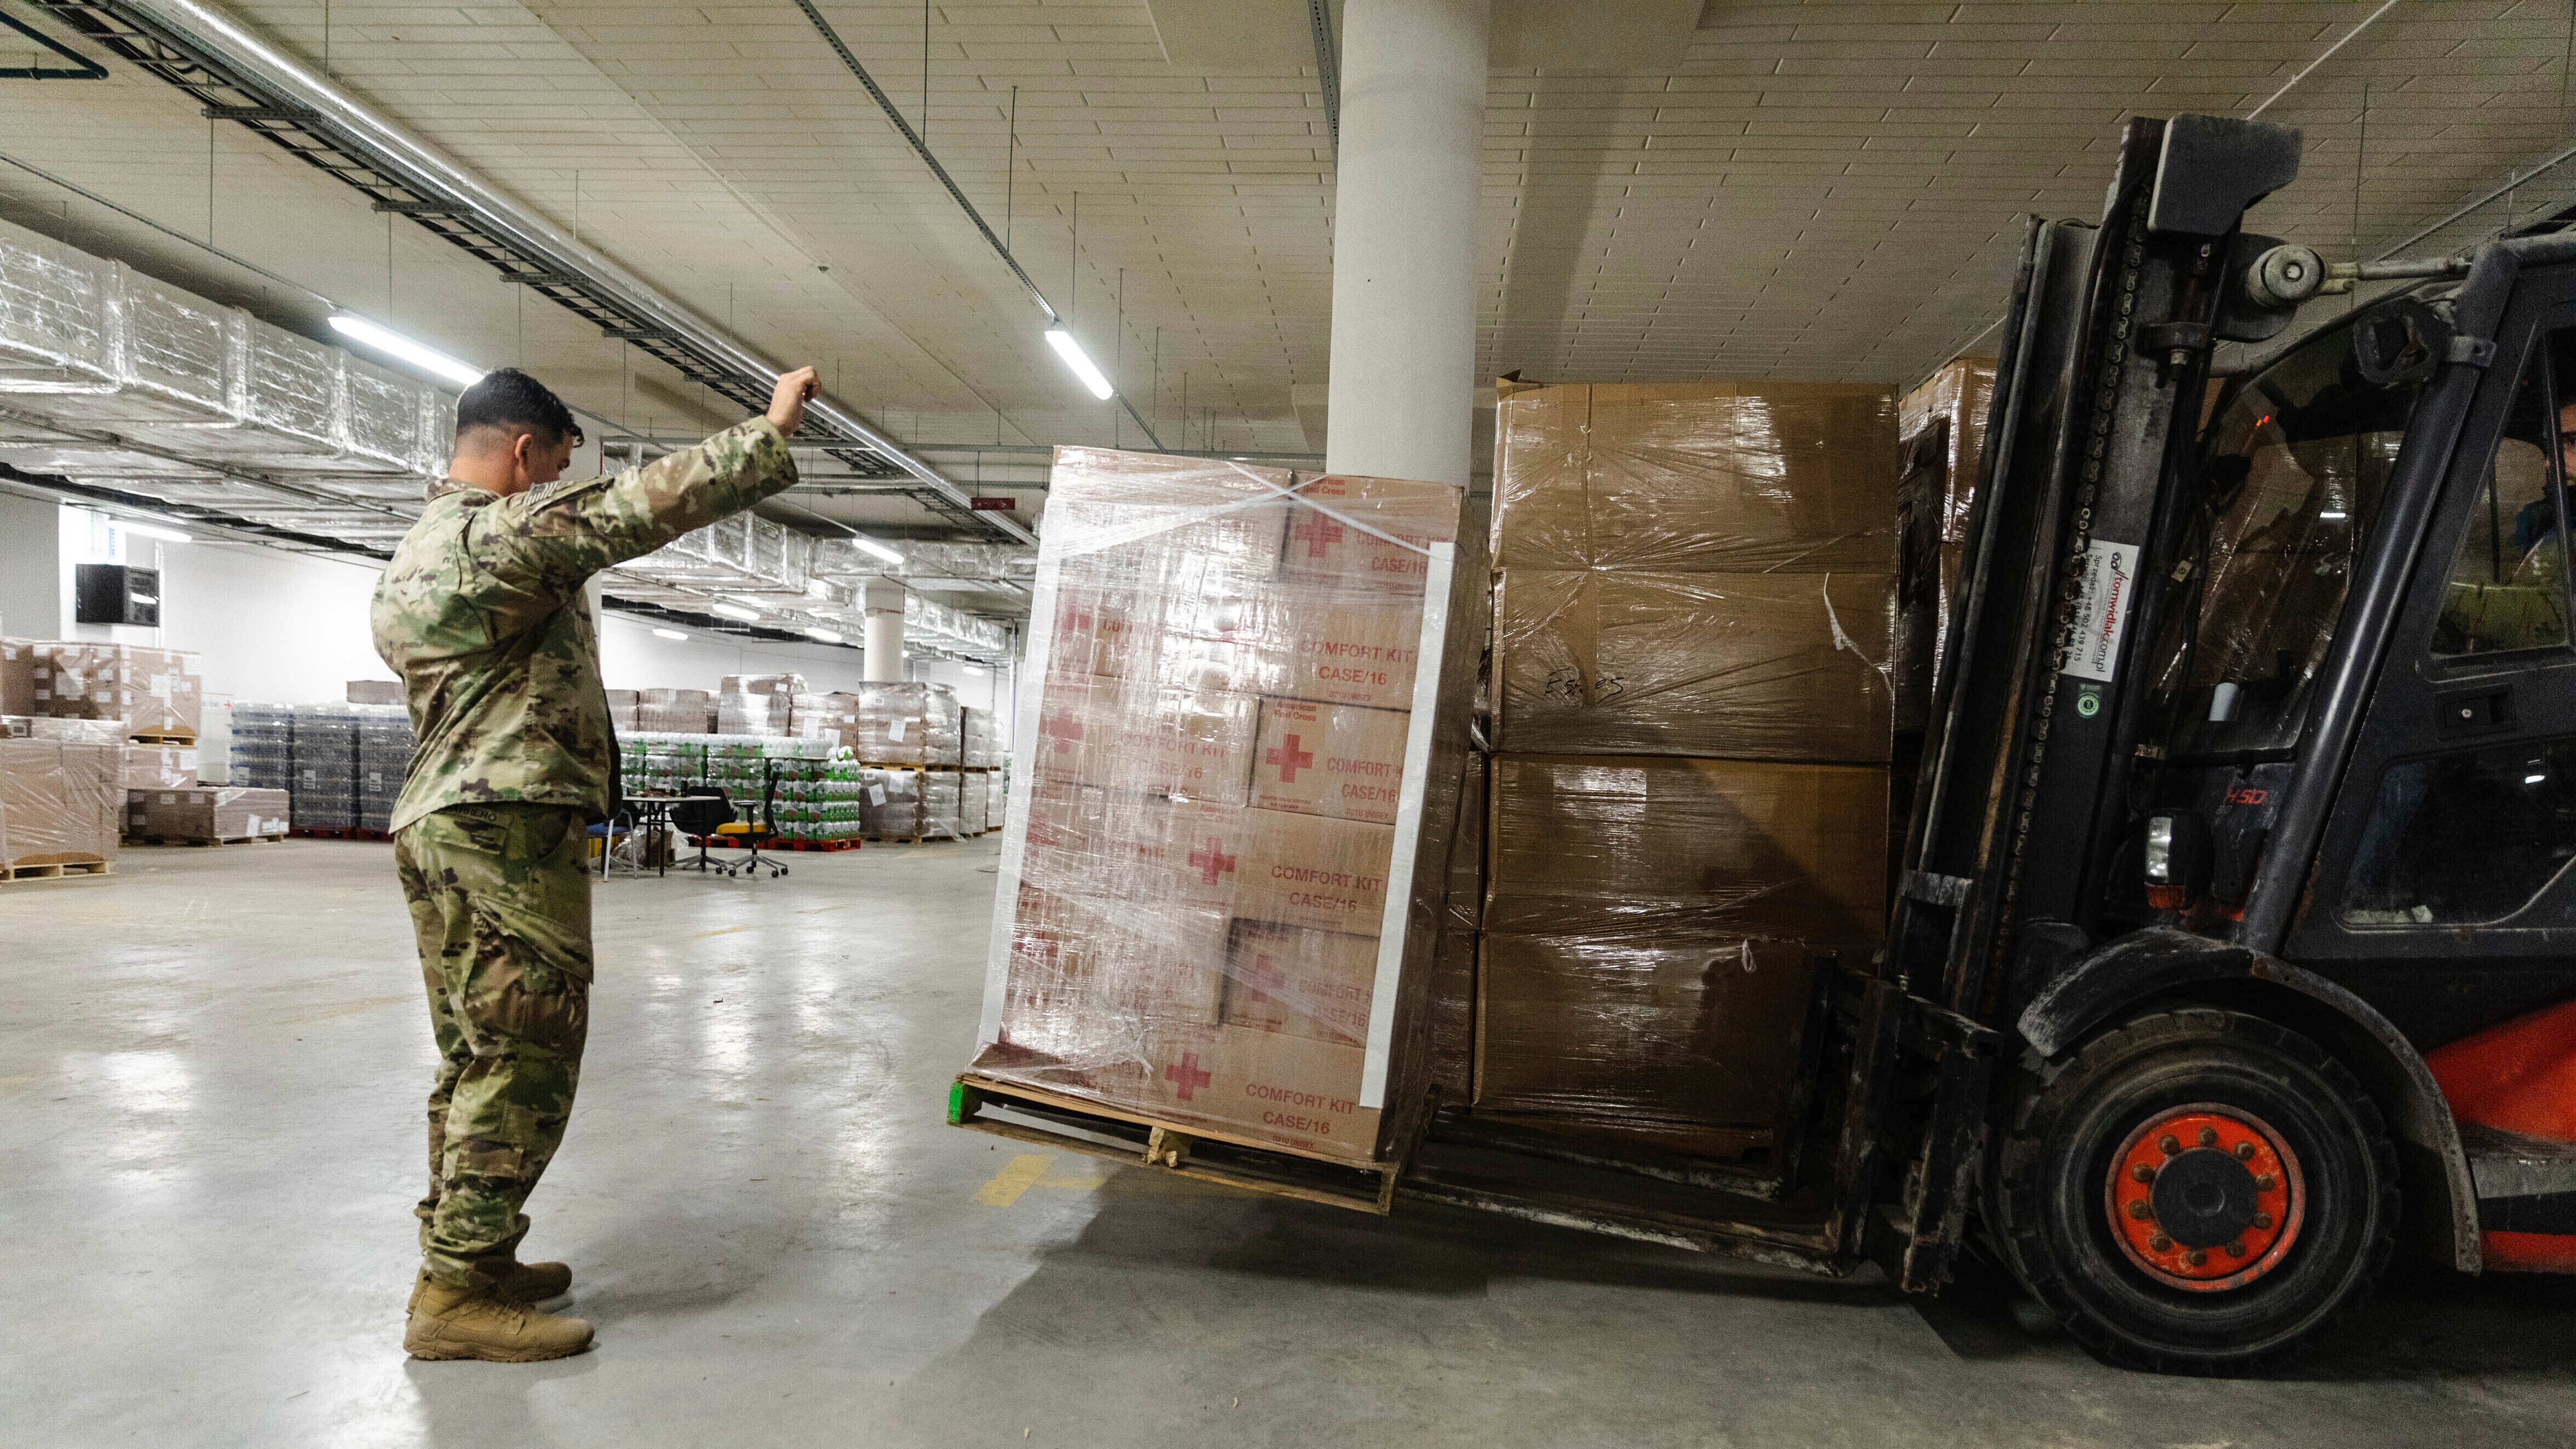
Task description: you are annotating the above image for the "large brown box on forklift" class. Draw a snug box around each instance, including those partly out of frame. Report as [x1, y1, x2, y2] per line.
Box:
[1492, 380, 1899, 574]
[1474, 755, 1886, 1143]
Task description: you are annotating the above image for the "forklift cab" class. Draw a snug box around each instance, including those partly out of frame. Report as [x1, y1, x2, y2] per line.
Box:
[1862, 113, 2576, 1375]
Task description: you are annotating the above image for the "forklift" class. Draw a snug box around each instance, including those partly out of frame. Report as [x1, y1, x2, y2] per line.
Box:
[1397, 112, 2576, 1373]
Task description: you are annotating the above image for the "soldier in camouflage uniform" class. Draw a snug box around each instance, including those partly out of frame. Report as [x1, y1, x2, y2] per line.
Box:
[374, 364, 815, 1361]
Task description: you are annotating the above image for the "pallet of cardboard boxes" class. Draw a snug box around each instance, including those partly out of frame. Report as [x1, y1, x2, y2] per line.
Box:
[1474, 377, 1899, 1169]
[2, 639, 214, 879]
[953, 447, 1486, 1209]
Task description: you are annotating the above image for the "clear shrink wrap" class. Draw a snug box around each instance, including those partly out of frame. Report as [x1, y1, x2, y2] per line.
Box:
[962, 769, 991, 836]
[118, 744, 198, 790]
[0, 738, 120, 868]
[859, 765, 923, 839]
[1492, 380, 1898, 574]
[1492, 570, 1894, 763]
[0, 640, 39, 716]
[961, 705, 1000, 769]
[721, 672, 805, 697]
[1475, 754, 1887, 1153]
[715, 691, 789, 737]
[1429, 750, 1487, 1106]
[970, 447, 1487, 1166]
[127, 785, 289, 842]
[1894, 357, 1997, 720]
[856, 682, 962, 765]
[922, 769, 964, 840]
[290, 702, 357, 829]
[635, 688, 712, 733]
[227, 703, 293, 790]
[30, 643, 203, 738]
[354, 704, 414, 831]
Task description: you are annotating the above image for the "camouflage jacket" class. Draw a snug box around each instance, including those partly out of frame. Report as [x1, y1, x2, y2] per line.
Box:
[373, 417, 797, 832]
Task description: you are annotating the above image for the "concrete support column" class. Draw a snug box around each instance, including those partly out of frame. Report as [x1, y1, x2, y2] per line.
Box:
[1323, 0, 1490, 487]
[861, 578, 907, 682]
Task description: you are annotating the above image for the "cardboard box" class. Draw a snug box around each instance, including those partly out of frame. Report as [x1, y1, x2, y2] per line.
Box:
[125, 785, 288, 842]
[1474, 932, 1818, 1131]
[1220, 920, 1378, 1047]
[721, 673, 806, 697]
[30, 643, 203, 738]
[0, 640, 39, 717]
[993, 886, 1230, 1062]
[855, 682, 962, 765]
[1493, 379, 1898, 574]
[635, 688, 712, 733]
[1031, 674, 1257, 803]
[119, 744, 198, 790]
[1484, 754, 1888, 944]
[1492, 569, 1895, 763]
[1429, 751, 1488, 1104]
[1250, 697, 1410, 824]
[0, 738, 120, 867]
[975, 446, 1487, 1165]
[1277, 473, 1459, 597]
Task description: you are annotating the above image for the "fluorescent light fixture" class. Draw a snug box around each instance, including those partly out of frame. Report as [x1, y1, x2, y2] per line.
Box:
[709, 602, 762, 623]
[1044, 328, 1115, 400]
[963, 664, 985, 675]
[114, 519, 191, 544]
[327, 314, 485, 388]
[803, 626, 845, 645]
[651, 626, 688, 641]
[849, 534, 905, 565]
[2320, 510, 2348, 521]
[2528, 773, 2549, 785]
[130, 593, 160, 606]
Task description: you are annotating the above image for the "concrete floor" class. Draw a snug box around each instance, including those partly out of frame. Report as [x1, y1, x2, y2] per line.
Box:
[5, 841, 2575, 1447]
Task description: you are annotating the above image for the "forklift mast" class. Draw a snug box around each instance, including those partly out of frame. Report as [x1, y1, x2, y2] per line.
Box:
[1852, 116, 2312, 1286]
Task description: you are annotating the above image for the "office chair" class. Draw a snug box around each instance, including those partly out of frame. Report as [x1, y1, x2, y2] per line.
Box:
[669, 790, 735, 875]
[712, 760, 788, 878]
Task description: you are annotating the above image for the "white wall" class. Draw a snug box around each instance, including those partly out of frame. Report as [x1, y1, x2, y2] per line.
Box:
[10, 501, 1013, 744]
[0, 491, 64, 639]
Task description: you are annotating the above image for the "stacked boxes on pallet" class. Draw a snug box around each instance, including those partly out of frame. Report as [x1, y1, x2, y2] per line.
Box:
[125, 786, 289, 843]
[354, 705, 413, 832]
[620, 733, 861, 846]
[24, 642, 203, 738]
[289, 703, 357, 830]
[635, 688, 712, 732]
[962, 770, 990, 836]
[967, 447, 1486, 1166]
[227, 703, 293, 790]
[1479, 378, 1899, 1161]
[0, 738, 120, 876]
[961, 706, 999, 769]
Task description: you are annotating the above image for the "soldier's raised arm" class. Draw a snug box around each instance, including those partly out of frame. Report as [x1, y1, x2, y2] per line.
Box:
[478, 366, 819, 605]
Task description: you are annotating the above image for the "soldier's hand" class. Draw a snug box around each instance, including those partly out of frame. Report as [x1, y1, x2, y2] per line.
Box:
[767, 366, 820, 435]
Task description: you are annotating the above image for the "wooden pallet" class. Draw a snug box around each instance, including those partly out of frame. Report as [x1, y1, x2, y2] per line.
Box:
[128, 731, 197, 746]
[3, 859, 113, 883]
[950, 1074, 1419, 1215]
[122, 833, 287, 848]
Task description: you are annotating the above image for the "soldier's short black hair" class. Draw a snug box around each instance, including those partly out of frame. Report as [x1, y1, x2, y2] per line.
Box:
[456, 368, 584, 449]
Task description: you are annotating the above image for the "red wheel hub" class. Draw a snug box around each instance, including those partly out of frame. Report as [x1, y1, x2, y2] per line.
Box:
[2104, 1103, 2304, 1292]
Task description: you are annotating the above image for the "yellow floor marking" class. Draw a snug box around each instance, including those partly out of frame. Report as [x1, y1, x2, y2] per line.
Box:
[975, 1152, 1109, 1206]
[691, 924, 755, 939]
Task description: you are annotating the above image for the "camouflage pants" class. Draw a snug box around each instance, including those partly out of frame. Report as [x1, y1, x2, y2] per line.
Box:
[394, 803, 593, 1289]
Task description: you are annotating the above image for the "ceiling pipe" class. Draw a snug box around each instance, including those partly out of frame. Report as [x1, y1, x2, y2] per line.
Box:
[104, 0, 1037, 547]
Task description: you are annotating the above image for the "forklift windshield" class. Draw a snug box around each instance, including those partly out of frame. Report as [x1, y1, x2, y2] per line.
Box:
[2151, 315, 2430, 756]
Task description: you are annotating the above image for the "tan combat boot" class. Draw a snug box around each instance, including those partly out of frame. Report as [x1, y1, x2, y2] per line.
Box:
[404, 1273, 594, 1362]
[405, 1261, 573, 1311]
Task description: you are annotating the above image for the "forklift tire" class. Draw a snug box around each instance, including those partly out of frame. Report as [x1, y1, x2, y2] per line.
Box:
[1991, 1007, 2398, 1375]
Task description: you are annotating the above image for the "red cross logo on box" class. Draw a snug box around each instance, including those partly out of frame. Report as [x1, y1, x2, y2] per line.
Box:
[1247, 953, 1286, 994]
[1042, 709, 1084, 754]
[1165, 1052, 1212, 1101]
[1293, 514, 1343, 559]
[1266, 733, 1313, 783]
[1057, 602, 1094, 639]
[1188, 837, 1236, 885]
